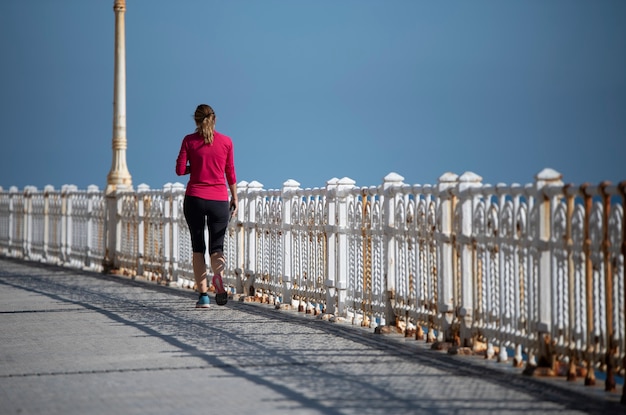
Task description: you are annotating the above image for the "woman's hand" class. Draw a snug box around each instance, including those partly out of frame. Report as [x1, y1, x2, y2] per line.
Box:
[229, 198, 238, 218]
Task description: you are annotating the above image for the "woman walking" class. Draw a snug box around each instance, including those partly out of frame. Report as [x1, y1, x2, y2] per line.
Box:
[176, 104, 237, 307]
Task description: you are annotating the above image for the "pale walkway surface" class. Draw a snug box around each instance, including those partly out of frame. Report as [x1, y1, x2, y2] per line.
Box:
[0, 258, 622, 415]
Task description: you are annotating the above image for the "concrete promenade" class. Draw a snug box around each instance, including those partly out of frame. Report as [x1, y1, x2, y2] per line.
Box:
[0, 258, 623, 415]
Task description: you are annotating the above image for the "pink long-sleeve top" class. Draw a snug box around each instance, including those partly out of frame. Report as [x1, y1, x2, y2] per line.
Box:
[175, 131, 236, 201]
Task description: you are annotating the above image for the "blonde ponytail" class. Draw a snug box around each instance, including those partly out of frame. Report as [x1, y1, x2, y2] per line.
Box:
[194, 104, 216, 145]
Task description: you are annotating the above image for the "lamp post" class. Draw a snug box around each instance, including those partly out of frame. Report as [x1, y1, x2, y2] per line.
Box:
[106, 0, 132, 194]
[102, 0, 132, 273]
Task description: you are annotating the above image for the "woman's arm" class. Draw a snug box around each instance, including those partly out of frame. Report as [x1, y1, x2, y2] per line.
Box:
[175, 140, 189, 176]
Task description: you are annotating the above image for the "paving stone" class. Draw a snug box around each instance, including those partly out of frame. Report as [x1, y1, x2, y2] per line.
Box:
[0, 258, 623, 415]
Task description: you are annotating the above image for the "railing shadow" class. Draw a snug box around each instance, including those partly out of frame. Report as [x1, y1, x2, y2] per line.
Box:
[0, 257, 622, 415]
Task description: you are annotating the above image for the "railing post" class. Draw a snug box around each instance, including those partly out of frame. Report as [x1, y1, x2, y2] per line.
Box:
[599, 181, 617, 392]
[102, 185, 126, 273]
[383, 172, 405, 326]
[85, 185, 99, 269]
[534, 168, 563, 363]
[458, 172, 483, 346]
[336, 177, 355, 317]
[162, 183, 173, 282]
[170, 182, 185, 285]
[281, 179, 301, 306]
[438, 172, 459, 342]
[8, 186, 18, 255]
[495, 181, 516, 363]
[60, 185, 68, 263]
[136, 183, 149, 277]
[618, 180, 626, 405]
[325, 178, 339, 314]
[63, 185, 78, 265]
[245, 181, 264, 295]
[234, 181, 248, 293]
[43, 185, 55, 261]
[23, 186, 35, 259]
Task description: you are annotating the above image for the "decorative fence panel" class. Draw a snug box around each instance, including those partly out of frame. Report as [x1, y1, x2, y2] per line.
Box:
[0, 185, 105, 269]
[1, 168, 624, 394]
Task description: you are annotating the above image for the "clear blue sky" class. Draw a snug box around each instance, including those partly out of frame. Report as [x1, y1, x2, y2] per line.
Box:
[1, 0, 625, 191]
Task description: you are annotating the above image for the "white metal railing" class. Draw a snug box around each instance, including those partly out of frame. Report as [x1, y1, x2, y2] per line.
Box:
[0, 168, 624, 394]
[0, 184, 105, 270]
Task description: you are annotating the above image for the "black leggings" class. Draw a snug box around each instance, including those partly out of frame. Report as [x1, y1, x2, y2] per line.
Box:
[183, 196, 229, 254]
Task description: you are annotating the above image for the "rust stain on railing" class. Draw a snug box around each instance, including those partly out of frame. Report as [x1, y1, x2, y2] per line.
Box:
[581, 183, 596, 386]
[564, 186, 578, 382]
[617, 181, 626, 405]
[600, 182, 616, 392]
